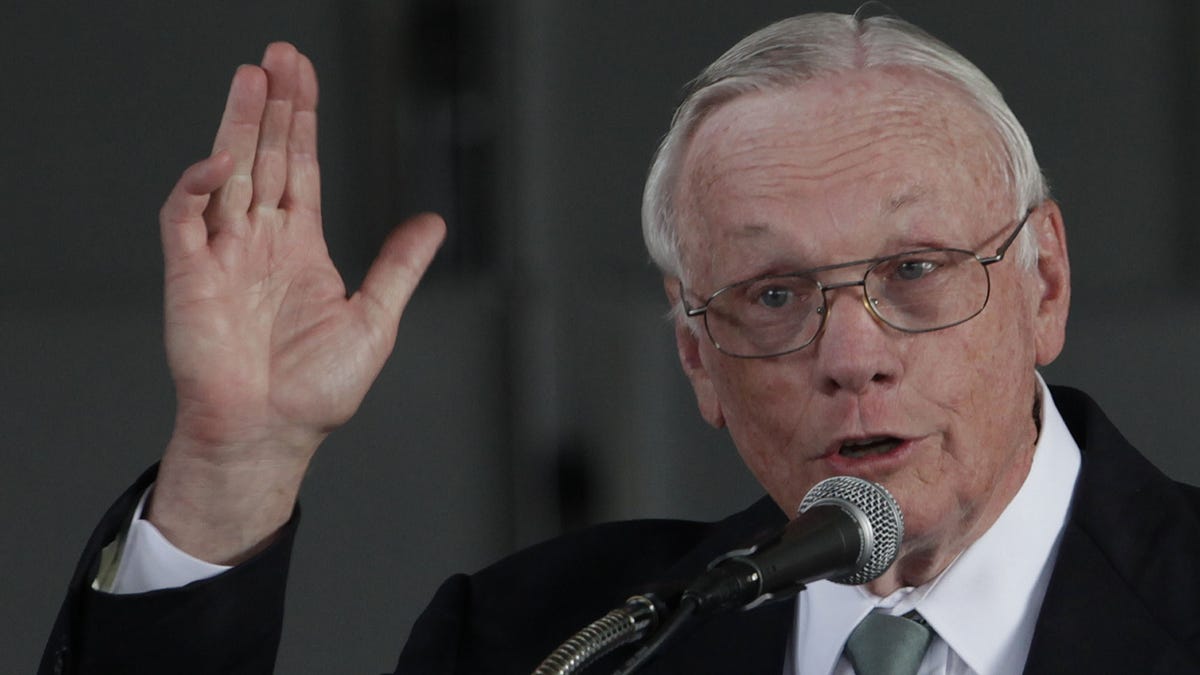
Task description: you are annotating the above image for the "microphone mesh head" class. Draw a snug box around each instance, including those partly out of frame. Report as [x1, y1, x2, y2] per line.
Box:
[797, 476, 904, 585]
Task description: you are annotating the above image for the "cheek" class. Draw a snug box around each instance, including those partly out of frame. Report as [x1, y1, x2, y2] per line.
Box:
[923, 295, 1038, 473]
[934, 278, 1036, 401]
[921, 337, 1013, 437]
[700, 354, 825, 507]
[708, 357, 809, 439]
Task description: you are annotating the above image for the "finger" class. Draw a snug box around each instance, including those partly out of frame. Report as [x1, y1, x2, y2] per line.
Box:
[250, 42, 299, 211]
[281, 52, 321, 221]
[205, 65, 268, 232]
[160, 151, 236, 259]
[352, 213, 447, 332]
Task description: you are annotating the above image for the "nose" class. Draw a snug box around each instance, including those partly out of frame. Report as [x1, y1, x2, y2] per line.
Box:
[811, 284, 902, 395]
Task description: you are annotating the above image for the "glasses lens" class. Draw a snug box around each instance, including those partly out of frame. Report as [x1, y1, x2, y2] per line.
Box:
[864, 249, 989, 331]
[705, 275, 824, 356]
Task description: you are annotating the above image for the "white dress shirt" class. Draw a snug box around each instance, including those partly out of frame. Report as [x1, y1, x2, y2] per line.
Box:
[788, 375, 1081, 675]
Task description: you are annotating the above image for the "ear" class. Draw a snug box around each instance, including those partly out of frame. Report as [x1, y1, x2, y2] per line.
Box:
[664, 278, 726, 429]
[1028, 201, 1071, 366]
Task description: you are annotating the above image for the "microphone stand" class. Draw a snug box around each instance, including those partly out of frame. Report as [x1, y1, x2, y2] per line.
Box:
[607, 595, 698, 675]
[530, 595, 664, 675]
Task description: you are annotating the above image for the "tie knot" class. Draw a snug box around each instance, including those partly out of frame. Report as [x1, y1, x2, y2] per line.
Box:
[844, 610, 934, 675]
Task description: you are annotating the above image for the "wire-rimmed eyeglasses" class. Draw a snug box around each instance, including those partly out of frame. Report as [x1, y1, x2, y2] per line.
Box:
[679, 208, 1034, 359]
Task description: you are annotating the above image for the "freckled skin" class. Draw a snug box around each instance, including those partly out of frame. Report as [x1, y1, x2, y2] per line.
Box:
[667, 68, 1070, 595]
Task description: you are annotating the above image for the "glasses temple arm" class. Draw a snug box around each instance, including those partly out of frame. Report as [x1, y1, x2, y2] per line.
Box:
[978, 206, 1035, 266]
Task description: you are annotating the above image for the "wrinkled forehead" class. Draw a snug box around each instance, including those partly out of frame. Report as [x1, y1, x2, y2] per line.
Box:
[673, 68, 1011, 287]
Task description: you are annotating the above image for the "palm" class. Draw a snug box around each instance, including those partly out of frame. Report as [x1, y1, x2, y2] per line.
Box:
[165, 211, 374, 452]
[159, 44, 443, 477]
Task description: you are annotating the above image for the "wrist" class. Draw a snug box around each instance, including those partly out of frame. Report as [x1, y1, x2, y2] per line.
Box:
[147, 435, 316, 564]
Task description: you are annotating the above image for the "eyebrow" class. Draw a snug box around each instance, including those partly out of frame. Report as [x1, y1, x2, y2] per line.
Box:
[728, 186, 929, 236]
[714, 185, 935, 270]
[729, 222, 771, 239]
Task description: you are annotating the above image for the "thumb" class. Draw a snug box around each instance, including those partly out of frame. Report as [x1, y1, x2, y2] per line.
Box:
[353, 212, 447, 331]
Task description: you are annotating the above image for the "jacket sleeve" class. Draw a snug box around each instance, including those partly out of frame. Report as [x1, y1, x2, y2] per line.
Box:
[392, 573, 471, 673]
[40, 464, 299, 675]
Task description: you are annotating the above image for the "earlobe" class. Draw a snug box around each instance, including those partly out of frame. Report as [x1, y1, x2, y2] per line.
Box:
[665, 278, 726, 429]
[1030, 201, 1071, 366]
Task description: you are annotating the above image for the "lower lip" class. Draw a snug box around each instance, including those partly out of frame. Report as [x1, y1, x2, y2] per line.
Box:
[824, 438, 916, 474]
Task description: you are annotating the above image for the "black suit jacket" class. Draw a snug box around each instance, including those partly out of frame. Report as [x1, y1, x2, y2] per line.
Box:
[40, 387, 1200, 673]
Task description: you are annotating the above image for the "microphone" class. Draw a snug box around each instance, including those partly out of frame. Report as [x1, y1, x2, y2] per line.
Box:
[683, 475, 904, 615]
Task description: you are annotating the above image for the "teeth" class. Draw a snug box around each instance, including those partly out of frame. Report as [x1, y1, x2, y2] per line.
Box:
[839, 437, 901, 458]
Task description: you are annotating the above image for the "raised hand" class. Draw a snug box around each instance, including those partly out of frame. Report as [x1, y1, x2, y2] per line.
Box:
[148, 43, 445, 563]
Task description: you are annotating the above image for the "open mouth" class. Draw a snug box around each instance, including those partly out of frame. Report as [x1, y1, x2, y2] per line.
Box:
[838, 437, 903, 459]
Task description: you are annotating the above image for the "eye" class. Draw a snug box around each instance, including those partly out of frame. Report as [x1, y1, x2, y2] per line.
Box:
[757, 286, 793, 308]
[894, 259, 938, 281]
[732, 276, 818, 315]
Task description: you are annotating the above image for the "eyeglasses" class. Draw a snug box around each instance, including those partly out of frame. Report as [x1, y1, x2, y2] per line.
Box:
[680, 208, 1034, 359]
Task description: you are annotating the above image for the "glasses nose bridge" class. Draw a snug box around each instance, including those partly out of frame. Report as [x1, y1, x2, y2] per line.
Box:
[814, 257, 874, 295]
[816, 276, 886, 330]
[818, 276, 870, 310]
[820, 277, 867, 293]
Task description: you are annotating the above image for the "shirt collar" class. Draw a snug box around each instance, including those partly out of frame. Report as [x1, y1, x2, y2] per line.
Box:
[791, 375, 1081, 675]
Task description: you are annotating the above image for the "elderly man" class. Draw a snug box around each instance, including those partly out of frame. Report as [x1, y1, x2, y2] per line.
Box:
[42, 10, 1200, 675]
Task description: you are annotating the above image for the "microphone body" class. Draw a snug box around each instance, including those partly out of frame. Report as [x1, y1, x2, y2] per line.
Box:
[684, 476, 903, 615]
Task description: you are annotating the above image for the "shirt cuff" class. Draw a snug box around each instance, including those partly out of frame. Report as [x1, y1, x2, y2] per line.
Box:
[95, 484, 232, 594]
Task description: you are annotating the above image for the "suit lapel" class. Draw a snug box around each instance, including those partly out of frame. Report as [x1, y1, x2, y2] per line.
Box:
[1025, 520, 1196, 673]
[1025, 387, 1200, 672]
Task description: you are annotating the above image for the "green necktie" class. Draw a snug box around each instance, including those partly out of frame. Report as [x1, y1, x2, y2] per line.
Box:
[843, 611, 934, 675]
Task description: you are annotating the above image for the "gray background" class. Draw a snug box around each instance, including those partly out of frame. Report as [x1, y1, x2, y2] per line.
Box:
[4, 1, 1198, 672]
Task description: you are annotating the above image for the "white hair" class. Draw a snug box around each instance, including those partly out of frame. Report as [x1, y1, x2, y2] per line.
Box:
[641, 12, 1048, 282]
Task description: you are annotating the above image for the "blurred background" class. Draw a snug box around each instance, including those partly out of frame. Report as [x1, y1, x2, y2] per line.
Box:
[3, 0, 1198, 671]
